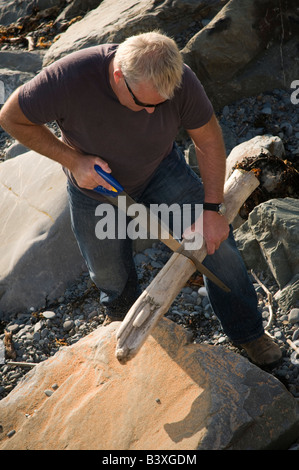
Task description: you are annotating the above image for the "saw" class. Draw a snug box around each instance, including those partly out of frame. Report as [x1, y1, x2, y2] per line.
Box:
[93, 165, 230, 292]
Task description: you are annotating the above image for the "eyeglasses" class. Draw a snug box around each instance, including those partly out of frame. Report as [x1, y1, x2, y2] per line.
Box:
[124, 77, 167, 108]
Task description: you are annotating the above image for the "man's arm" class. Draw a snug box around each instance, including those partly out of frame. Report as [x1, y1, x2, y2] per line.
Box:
[186, 113, 230, 255]
[0, 88, 112, 190]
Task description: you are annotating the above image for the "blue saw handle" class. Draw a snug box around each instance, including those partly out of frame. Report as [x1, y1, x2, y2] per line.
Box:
[93, 165, 124, 197]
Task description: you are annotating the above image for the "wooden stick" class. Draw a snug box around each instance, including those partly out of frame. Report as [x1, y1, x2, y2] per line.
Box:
[287, 339, 299, 356]
[6, 361, 36, 368]
[250, 269, 275, 330]
[115, 169, 260, 363]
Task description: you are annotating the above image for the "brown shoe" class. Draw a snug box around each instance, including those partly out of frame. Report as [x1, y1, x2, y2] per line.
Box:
[102, 315, 124, 326]
[240, 333, 282, 368]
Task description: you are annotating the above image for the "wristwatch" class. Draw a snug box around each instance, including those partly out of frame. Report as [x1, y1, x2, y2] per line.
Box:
[203, 202, 226, 216]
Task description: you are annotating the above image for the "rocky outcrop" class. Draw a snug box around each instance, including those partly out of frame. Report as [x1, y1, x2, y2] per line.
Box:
[0, 318, 298, 450]
[1, 1, 298, 109]
[181, 0, 299, 108]
[0, 0, 299, 451]
[0, 49, 43, 103]
[0, 150, 84, 319]
[42, 0, 219, 66]
[40, 0, 299, 109]
[234, 197, 299, 306]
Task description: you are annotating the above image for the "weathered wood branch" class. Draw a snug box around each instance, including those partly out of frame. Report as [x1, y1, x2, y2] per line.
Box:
[115, 169, 260, 363]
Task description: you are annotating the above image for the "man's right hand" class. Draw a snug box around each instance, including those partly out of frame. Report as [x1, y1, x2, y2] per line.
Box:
[69, 153, 113, 192]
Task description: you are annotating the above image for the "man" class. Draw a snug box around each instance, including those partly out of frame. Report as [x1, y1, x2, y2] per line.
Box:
[0, 31, 281, 368]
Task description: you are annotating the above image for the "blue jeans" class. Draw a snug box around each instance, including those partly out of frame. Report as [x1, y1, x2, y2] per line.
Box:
[67, 143, 264, 344]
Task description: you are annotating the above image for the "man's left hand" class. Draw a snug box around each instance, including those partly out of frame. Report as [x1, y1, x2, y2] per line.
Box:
[202, 211, 229, 255]
[183, 211, 229, 255]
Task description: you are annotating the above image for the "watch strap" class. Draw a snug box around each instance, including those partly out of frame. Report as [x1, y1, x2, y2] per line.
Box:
[203, 203, 222, 211]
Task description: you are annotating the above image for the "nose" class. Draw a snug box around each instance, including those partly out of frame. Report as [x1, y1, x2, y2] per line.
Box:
[144, 107, 155, 114]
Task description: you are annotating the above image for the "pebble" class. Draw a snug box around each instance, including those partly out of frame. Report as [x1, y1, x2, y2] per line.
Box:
[288, 308, 299, 325]
[292, 329, 299, 342]
[6, 324, 20, 333]
[198, 287, 208, 296]
[42, 311, 56, 320]
[63, 320, 74, 331]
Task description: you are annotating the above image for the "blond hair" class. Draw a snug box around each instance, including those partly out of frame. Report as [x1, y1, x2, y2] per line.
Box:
[114, 31, 183, 99]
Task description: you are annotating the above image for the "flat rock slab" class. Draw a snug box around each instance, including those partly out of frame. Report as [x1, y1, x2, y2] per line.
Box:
[0, 319, 298, 450]
[0, 150, 83, 317]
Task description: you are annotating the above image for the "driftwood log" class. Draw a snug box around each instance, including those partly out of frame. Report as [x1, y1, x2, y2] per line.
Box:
[115, 169, 260, 363]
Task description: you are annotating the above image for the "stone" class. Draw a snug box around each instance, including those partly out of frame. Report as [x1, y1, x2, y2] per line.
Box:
[55, 0, 103, 22]
[0, 319, 298, 450]
[0, 51, 43, 74]
[182, 0, 262, 82]
[0, 150, 85, 319]
[181, 0, 299, 109]
[234, 198, 299, 290]
[198, 287, 208, 296]
[1, 0, 298, 114]
[225, 135, 285, 180]
[63, 320, 74, 331]
[0, 0, 32, 25]
[0, 0, 61, 26]
[288, 308, 299, 325]
[4, 142, 29, 159]
[42, 311, 56, 320]
[0, 69, 35, 103]
[43, 0, 226, 66]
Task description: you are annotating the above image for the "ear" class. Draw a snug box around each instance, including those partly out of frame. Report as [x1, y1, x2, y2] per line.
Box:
[113, 68, 123, 84]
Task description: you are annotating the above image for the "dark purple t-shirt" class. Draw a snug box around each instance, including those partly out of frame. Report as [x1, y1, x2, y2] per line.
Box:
[19, 45, 213, 199]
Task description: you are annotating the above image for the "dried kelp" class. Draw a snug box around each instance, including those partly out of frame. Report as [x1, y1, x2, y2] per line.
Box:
[233, 152, 299, 219]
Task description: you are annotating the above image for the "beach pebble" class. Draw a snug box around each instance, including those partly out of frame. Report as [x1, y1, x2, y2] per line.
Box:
[42, 311, 56, 320]
[198, 287, 207, 296]
[63, 320, 74, 331]
[288, 308, 299, 324]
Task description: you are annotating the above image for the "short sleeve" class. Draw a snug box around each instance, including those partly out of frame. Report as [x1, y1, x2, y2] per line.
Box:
[178, 65, 214, 130]
[18, 63, 68, 125]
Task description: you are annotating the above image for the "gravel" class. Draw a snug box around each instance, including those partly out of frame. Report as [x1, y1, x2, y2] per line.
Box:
[1, 239, 299, 402]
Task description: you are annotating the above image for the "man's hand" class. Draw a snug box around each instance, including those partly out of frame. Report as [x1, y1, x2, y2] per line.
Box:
[202, 211, 229, 255]
[183, 210, 229, 255]
[69, 153, 113, 191]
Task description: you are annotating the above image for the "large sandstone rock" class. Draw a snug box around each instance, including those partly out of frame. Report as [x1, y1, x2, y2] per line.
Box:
[0, 150, 84, 319]
[0, 318, 298, 450]
[182, 0, 263, 83]
[0, 50, 44, 103]
[2, 1, 298, 111]
[0, 0, 61, 26]
[43, 0, 225, 66]
[181, 0, 299, 108]
[0, 69, 36, 104]
[234, 198, 299, 291]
